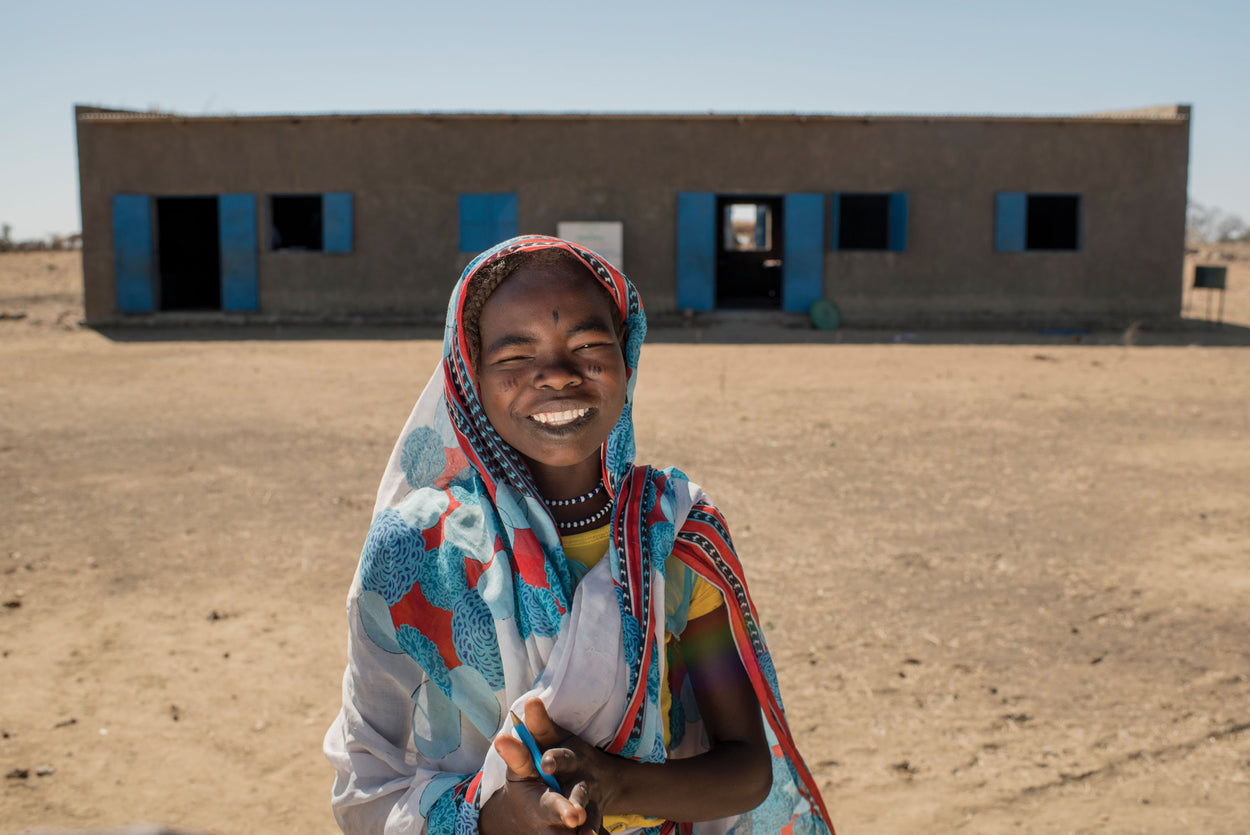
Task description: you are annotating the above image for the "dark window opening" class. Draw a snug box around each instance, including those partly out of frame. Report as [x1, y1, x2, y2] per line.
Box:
[271, 194, 323, 251]
[156, 196, 220, 311]
[1026, 195, 1080, 250]
[838, 194, 891, 250]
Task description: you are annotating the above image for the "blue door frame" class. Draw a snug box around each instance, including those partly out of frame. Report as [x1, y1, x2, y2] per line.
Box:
[677, 191, 825, 312]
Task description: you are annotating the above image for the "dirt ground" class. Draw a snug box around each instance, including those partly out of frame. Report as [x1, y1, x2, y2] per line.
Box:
[2, 251, 1248, 834]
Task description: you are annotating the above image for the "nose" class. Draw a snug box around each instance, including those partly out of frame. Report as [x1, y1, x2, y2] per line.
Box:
[533, 351, 582, 389]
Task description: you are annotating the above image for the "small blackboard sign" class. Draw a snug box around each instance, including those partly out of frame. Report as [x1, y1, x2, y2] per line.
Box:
[1193, 265, 1227, 289]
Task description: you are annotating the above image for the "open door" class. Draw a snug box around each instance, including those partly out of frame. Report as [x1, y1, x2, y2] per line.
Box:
[157, 196, 221, 311]
[675, 191, 824, 313]
[715, 195, 783, 309]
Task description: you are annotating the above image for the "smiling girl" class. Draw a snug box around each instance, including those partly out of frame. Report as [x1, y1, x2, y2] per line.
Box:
[326, 236, 834, 835]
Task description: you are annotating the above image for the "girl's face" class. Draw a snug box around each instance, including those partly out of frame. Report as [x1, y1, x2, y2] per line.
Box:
[475, 260, 628, 491]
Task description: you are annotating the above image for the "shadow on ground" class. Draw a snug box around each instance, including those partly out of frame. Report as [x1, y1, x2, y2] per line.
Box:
[91, 316, 1250, 347]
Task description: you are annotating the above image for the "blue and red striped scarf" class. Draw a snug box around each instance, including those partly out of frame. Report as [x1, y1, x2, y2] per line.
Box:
[356, 235, 833, 834]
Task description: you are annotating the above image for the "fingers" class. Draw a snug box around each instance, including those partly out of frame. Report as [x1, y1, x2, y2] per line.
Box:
[497, 731, 589, 831]
[566, 779, 590, 810]
[566, 781, 600, 833]
[494, 734, 537, 780]
[540, 750, 604, 834]
[540, 746, 578, 778]
[568, 782, 603, 835]
[522, 696, 565, 747]
[540, 784, 588, 830]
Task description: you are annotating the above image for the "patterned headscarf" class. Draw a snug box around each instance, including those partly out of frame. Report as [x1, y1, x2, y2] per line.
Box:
[352, 235, 833, 834]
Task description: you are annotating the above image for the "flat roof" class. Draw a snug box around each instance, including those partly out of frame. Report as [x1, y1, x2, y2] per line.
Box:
[75, 104, 1191, 126]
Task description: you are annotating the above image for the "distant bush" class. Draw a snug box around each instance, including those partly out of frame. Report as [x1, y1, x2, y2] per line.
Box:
[0, 229, 82, 253]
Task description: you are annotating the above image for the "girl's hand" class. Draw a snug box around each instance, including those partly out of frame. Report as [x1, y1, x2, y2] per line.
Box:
[530, 697, 623, 829]
[481, 698, 602, 835]
[491, 697, 619, 834]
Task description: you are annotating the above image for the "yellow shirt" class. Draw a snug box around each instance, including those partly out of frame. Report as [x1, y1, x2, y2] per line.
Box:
[561, 526, 724, 626]
[560, 525, 723, 832]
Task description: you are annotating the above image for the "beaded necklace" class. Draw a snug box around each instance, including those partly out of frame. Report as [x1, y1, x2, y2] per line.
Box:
[555, 502, 612, 531]
[543, 481, 604, 508]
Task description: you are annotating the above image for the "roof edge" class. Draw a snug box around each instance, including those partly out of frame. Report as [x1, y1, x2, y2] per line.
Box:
[1085, 103, 1191, 120]
[73, 103, 1193, 125]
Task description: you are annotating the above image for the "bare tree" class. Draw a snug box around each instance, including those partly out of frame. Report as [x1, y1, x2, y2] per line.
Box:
[1188, 201, 1247, 244]
[1213, 213, 1247, 243]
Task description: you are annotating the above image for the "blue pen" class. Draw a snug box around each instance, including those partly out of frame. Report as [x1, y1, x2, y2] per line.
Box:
[509, 709, 562, 792]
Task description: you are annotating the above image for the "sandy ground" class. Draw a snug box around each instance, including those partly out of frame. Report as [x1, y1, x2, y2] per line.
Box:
[2, 251, 1248, 834]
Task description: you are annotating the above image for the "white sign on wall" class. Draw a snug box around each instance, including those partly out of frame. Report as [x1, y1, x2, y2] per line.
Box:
[556, 221, 624, 273]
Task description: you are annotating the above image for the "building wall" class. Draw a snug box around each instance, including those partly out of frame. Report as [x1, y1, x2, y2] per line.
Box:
[77, 107, 1190, 326]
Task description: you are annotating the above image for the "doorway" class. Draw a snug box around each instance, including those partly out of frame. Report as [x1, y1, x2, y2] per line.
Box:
[715, 195, 784, 309]
[156, 197, 220, 310]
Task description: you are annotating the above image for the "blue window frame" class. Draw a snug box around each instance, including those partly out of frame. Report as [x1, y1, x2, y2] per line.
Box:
[782, 193, 825, 313]
[324, 192, 354, 253]
[995, 192, 1082, 252]
[113, 192, 263, 314]
[269, 191, 353, 253]
[678, 192, 826, 313]
[219, 193, 259, 311]
[676, 191, 716, 311]
[112, 194, 155, 313]
[459, 192, 518, 252]
[830, 192, 908, 252]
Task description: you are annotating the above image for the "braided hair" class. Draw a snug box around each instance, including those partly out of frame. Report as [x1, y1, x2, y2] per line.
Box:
[461, 247, 618, 372]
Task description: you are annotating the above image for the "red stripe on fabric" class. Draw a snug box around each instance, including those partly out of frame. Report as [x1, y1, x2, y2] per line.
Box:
[653, 548, 827, 835]
[680, 507, 763, 624]
[600, 450, 616, 501]
[448, 414, 491, 494]
[671, 514, 837, 832]
[610, 470, 645, 750]
[451, 286, 472, 376]
[442, 355, 502, 502]
[610, 467, 661, 753]
[634, 471, 651, 618]
[736, 608, 836, 829]
[633, 474, 660, 695]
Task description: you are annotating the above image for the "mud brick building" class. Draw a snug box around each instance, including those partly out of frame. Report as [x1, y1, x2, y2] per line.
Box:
[75, 104, 1191, 328]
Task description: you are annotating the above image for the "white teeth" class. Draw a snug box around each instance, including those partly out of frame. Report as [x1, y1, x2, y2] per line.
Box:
[531, 408, 589, 426]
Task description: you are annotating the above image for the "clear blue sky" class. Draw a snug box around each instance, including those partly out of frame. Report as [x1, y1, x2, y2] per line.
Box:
[3, 0, 1247, 240]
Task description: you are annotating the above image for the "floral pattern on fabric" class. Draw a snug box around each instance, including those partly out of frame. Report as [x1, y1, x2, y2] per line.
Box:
[359, 509, 427, 606]
[450, 597, 505, 690]
[401, 426, 447, 489]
